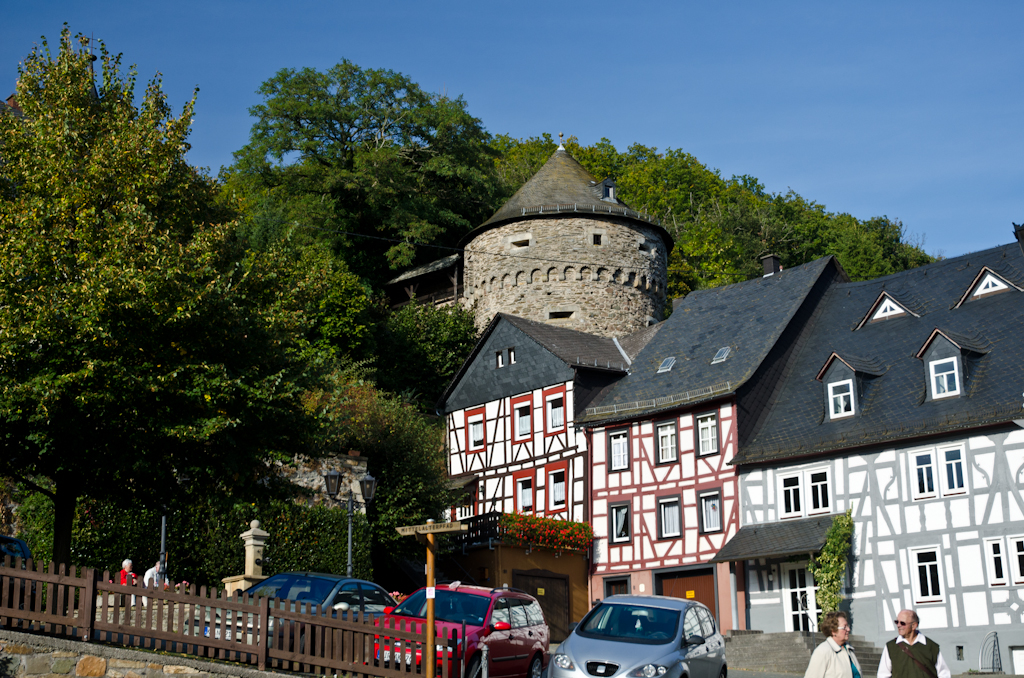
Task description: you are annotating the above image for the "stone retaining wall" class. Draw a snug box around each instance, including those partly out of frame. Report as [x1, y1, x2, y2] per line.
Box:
[0, 630, 281, 678]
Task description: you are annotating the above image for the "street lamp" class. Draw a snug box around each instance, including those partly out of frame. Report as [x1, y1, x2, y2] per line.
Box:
[323, 470, 377, 577]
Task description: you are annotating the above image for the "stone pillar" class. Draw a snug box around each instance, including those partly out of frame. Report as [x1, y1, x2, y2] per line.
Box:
[221, 519, 270, 595]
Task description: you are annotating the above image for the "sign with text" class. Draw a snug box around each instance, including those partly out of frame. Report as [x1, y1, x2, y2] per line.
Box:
[395, 521, 468, 536]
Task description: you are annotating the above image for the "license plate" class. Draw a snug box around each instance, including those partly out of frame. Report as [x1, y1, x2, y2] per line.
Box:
[381, 649, 414, 664]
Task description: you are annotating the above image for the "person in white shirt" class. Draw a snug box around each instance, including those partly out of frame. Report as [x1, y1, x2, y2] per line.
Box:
[143, 559, 164, 589]
[877, 609, 951, 678]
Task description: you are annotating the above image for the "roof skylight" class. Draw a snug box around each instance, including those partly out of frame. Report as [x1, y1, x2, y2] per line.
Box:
[657, 357, 676, 373]
[711, 347, 731, 364]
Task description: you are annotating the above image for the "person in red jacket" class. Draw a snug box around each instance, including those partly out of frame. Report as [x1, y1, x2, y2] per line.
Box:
[119, 559, 137, 586]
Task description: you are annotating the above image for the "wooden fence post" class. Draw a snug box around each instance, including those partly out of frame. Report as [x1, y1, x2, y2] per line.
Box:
[79, 569, 97, 643]
[257, 593, 269, 670]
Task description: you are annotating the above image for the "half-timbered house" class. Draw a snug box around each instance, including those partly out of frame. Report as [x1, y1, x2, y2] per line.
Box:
[576, 254, 849, 632]
[437, 313, 658, 638]
[716, 230, 1024, 673]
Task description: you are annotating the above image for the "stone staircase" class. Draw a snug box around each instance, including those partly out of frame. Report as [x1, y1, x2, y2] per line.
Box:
[724, 630, 882, 676]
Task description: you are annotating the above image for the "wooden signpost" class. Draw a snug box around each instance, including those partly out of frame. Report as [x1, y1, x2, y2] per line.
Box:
[395, 519, 468, 678]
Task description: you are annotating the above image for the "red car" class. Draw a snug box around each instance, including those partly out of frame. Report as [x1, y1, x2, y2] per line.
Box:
[376, 583, 549, 678]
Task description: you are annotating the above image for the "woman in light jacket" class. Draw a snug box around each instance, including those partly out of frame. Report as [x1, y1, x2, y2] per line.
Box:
[804, 611, 862, 678]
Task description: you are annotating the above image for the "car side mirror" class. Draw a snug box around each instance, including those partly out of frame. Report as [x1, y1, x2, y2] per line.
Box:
[492, 621, 512, 632]
[685, 635, 706, 646]
[333, 602, 350, 612]
[383, 606, 395, 614]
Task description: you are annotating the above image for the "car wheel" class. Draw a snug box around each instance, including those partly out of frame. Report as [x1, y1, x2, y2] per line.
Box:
[529, 654, 543, 678]
[465, 656, 481, 678]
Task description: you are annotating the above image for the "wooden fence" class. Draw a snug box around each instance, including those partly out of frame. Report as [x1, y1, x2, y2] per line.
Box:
[0, 557, 464, 677]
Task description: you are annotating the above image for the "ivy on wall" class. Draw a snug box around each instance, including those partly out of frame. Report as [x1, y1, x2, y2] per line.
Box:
[808, 508, 854, 614]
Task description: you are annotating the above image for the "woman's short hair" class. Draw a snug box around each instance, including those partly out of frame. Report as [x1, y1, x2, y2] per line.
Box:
[820, 610, 848, 637]
[122, 559, 132, 570]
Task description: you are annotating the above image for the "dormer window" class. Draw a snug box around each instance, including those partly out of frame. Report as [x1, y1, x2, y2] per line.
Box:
[972, 272, 1009, 298]
[872, 297, 906, 321]
[930, 358, 960, 398]
[828, 379, 855, 418]
[600, 178, 617, 202]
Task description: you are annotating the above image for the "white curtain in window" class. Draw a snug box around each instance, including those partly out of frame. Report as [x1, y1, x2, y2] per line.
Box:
[517, 408, 530, 437]
[518, 479, 532, 509]
[551, 472, 566, 506]
[470, 420, 484, 447]
[613, 506, 628, 540]
[661, 500, 680, 536]
[549, 398, 564, 429]
[702, 495, 721, 531]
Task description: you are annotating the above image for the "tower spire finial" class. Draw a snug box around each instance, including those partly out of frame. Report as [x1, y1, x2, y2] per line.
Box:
[557, 132, 564, 151]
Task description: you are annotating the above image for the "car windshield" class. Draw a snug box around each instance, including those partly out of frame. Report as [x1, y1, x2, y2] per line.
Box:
[245, 574, 337, 604]
[391, 590, 491, 626]
[577, 603, 680, 645]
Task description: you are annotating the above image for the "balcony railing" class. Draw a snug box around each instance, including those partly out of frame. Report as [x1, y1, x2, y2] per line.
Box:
[450, 511, 502, 548]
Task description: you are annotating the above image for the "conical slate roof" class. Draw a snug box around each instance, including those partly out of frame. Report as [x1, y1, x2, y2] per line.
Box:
[458, 147, 673, 249]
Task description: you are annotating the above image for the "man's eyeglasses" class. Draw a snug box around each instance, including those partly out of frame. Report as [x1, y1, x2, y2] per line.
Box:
[894, 620, 913, 627]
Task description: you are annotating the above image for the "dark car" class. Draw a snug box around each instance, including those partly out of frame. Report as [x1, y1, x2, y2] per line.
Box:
[0, 536, 31, 563]
[552, 596, 725, 678]
[243, 572, 396, 616]
[377, 583, 550, 678]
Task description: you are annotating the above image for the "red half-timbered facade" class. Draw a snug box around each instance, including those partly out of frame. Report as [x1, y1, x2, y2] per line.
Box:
[586, 401, 739, 618]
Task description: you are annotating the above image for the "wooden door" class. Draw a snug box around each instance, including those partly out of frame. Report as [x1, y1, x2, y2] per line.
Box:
[513, 570, 570, 642]
[657, 568, 716, 617]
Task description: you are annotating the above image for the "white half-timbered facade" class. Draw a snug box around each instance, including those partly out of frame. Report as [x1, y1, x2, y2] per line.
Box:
[722, 236, 1024, 673]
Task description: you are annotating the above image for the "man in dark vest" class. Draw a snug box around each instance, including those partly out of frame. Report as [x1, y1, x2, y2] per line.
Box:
[876, 609, 950, 678]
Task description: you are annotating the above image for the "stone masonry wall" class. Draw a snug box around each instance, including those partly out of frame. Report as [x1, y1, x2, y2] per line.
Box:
[0, 630, 280, 678]
[463, 215, 669, 337]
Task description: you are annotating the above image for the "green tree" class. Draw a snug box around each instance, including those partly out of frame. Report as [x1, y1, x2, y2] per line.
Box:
[376, 303, 478, 408]
[227, 60, 502, 284]
[0, 29, 329, 567]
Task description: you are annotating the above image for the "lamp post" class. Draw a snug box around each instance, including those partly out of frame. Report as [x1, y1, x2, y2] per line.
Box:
[324, 470, 377, 577]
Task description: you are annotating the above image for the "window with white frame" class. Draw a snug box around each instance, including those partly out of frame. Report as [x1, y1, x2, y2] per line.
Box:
[658, 497, 681, 538]
[808, 470, 830, 514]
[911, 547, 944, 604]
[609, 430, 630, 471]
[696, 413, 719, 456]
[547, 394, 565, 431]
[973, 272, 1009, 298]
[1009, 535, 1024, 585]
[700, 492, 722, 532]
[930, 358, 960, 398]
[940, 446, 967, 495]
[780, 474, 802, 518]
[548, 469, 566, 511]
[509, 347, 516, 364]
[985, 537, 1009, 586]
[778, 468, 831, 518]
[872, 297, 906, 321]
[911, 449, 938, 500]
[610, 504, 630, 543]
[496, 351, 504, 368]
[516, 476, 533, 512]
[467, 411, 485, 451]
[515, 404, 531, 439]
[657, 423, 678, 463]
[828, 380, 854, 419]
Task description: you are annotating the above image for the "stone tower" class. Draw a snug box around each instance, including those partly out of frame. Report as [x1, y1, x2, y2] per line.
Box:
[461, 145, 672, 338]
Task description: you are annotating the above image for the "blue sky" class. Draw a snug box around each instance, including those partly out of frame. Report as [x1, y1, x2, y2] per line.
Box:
[4, 1, 1022, 258]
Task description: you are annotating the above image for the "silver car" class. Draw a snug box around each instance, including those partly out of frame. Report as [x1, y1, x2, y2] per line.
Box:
[551, 596, 726, 678]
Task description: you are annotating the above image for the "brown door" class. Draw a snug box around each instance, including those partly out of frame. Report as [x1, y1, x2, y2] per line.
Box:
[512, 570, 570, 642]
[657, 568, 716, 617]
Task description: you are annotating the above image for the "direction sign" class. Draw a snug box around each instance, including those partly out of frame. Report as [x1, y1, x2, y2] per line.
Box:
[395, 521, 468, 536]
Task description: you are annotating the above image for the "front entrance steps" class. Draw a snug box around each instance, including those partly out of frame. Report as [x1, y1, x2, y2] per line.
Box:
[725, 630, 882, 676]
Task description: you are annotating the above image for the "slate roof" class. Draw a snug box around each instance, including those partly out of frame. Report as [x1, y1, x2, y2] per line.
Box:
[737, 241, 1024, 465]
[436, 312, 656, 409]
[458, 148, 674, 250]
[710, 515, 833, 562]
[385, 253, 459, 285]
[577, 256, 838, 425]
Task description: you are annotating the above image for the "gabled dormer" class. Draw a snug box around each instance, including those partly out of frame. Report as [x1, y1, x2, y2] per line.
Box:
[815, 353, 886, 421]
[953, 266, 1023, 308]
[598, 178, 617, 202]
[915, 329, 990, 401]
[855, 291, 920, 330]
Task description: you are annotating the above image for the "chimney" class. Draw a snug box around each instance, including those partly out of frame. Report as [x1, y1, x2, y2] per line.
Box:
[1014, 222, 1024, 258]
[761, 254, 781, 277]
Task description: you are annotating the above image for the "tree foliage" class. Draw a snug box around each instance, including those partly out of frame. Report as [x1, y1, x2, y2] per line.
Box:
[808, 509, 855, 614]
[227, 60, 502, 284]
[0, 29, 330, 566]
